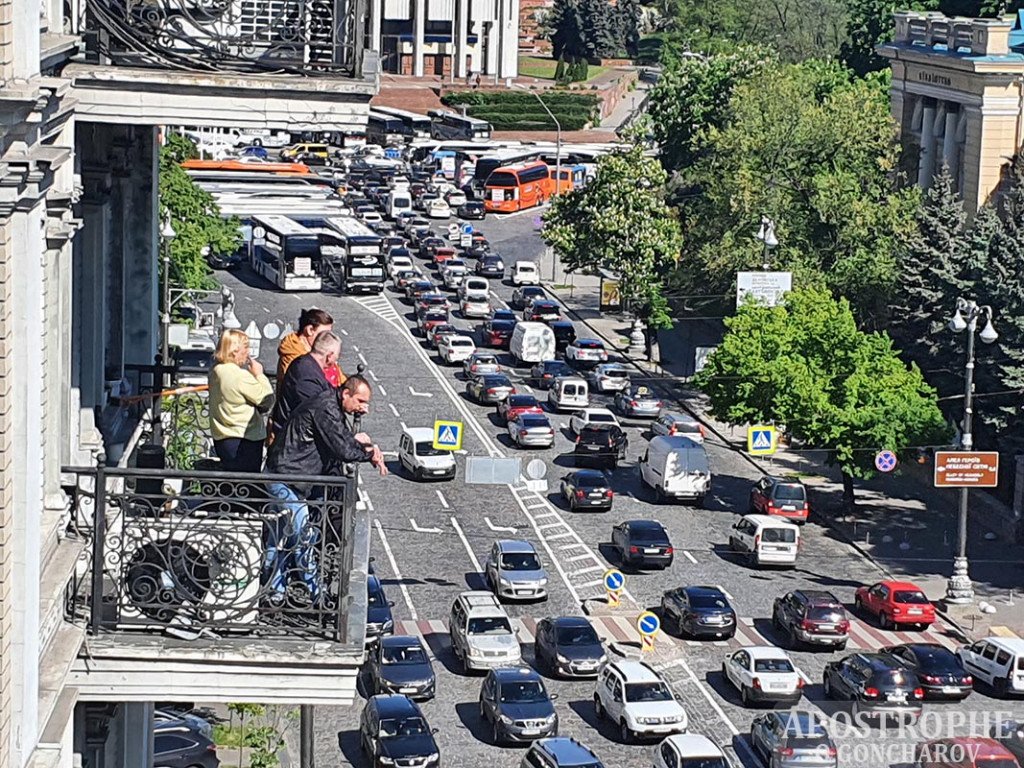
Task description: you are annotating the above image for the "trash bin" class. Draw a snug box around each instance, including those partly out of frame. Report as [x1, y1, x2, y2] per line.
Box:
[135, 444, 166, 498]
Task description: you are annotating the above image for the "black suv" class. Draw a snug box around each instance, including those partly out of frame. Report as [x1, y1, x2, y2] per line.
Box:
[531, 360, 574, 389]
[549, 320, 577, 352]
[574, 424, 628, 469]
[822, 653, 924, 722]
[772, 590, 849, 650]
[660, 585, 736, 640]
[359, 695, 440, 768]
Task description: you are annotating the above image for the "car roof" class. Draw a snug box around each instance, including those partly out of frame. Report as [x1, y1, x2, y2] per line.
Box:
[742, 514, 800, 528]
[380, 634, 426, 649]
[496, 539, 537, 554]
[576, 338, 603, 346]
[403, 427, 434, 441]
[767, 475, 804, 484]
[981, 636, 1024, 654]
[550, 616, 592, 629]
[742, 645, 792, 659]
[491, 666, 542, 683]
[877, 580, 925, 591]
[369, 694, 422, 717]
[573, 469, 608, 480]
[853, 652, 902, 670]
[665, 733, 725, 758]
[684, 585, 727, 598]
[533, 736, 600, 763]
[610, 659, 662, 682]
[625, 519, 666, 532]
[793, 589, 841, 604]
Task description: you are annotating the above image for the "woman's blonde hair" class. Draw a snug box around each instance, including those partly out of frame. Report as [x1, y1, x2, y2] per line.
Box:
[214, 329, 249, 365]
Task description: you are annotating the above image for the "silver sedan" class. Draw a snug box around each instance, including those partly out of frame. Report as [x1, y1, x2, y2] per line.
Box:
[507, 413, 555, 448]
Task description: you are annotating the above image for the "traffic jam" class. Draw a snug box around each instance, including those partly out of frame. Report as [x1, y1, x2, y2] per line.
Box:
[204, 136, 1024, 768]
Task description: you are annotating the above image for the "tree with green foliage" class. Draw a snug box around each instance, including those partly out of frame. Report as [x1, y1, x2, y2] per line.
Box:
[841, 0, 937, 76]
[580, 0, 620, 57]
[676, 60, 919, 323]
[695, 288, 950, 504]
[158, 134, 241, 291]
[548, 0, 588, 62]
[647, 45, 775, 174]
[616, 0, 642, 57]
[542, 140, 683, 354]
[554, 56, 568, 83]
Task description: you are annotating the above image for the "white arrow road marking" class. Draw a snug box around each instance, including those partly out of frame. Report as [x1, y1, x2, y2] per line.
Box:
[389, 404, 401, 418]
[410, 518, 442, 534]
[485, 517, 517, 534]
[373, 519, 417, 620]
[436, 490, 450, 509]
[409, 387, 433, 397]
[451, 516, 482, 572]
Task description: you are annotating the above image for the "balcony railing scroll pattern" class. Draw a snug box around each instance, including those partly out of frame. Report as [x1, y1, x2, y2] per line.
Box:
[84, 0, 360, 76]
[64, 462, 359, 643]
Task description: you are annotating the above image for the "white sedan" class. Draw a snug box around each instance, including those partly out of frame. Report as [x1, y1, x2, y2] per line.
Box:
[568, 407, 619, 436]
[461, 297, 491, 319]
[722, 646, 804, 707]
[565, 339, 609, 366]
[427, 198, 452, 219]
[438, 334, 476, 365]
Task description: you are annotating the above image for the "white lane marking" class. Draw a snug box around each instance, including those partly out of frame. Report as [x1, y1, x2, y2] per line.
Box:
[357, 488, 374, 512]
[719, 586, 734, 601]
[410, 518, 442, 534]
[436, 490, 450, 509]
[263, 307, 271, 313]
[683, 550, 698, 565]
[358, 352, 368, 366]
[353, 345, 360, 352]
[560, 543, 584, 551]
[409, 386, 434, 397]
[664, 658, 744, 744]
[373, 519, 418, 620]
[537, 522, 563, 531]
[340, 328, 349, 336]
[579, 578, 603, 588]
[546, 532, 573, 541]
[567, 554, 592, 563]
[526, 503, 548, 510]
[534, 512, 559, 520]
[400, 421, 408, 431]
[389, 403, 401, 418]
[368, 370, 379, 382]
[450, 516, 483, 572]
[378, 383, 388, 397]
[485, 517, 517, 534]
[244, 295, 252, 301]
[571, 565, 605, 576]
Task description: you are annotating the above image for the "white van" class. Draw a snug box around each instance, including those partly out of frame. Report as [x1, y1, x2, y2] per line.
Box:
[728, 514, 799, 567]
[957, 637, 1024, 696]
[548, 377, 589, 412]
[459, 276, 490, 301]
[398, 427, 456, 481]
[639, 435, 711, 505]
[510, 322, 556, 365]
[387, 190, 413, 220]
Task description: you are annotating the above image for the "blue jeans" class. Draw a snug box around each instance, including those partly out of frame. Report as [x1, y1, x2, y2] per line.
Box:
[264, 483, 323, 602]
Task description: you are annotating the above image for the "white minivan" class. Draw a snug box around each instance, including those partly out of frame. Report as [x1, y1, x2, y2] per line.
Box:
[548, 377, 589, 412]
[957, 637, 1024, 696]
[728, 514, 799, 567]
[387, 190, 413, 220]
[638, 435, 711, 505]
[509, 322, 556, 365]
[511, 261, 540, 286]
[398, 427, 456, 481]
[459, 276, 490, 301]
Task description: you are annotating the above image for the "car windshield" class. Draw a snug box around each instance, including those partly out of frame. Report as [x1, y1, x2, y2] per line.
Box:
[907, 646, 959, 669]
[602, 369, 628, 378]
[473, 356, 498, 365]
[630, 522, 667, 539]
[774, 484, 806, 500]
[754, 658, 795, 673]
[379, 716, 428, 738]
[491, 321, 514, 331]
[451, 338, 474, 347]
[762, 528, 796, 544]
[689, 593, 729, 609]
[175, 351, 213, 368]
[576, 474, 606, 488]
[520, 416, 549, 429]
[807, 607, 844, 622]
[556, 625, 599, 645]
[500, 553, 541, 571]
[784, 737, 832, 753]
[508, 396, 537, 406]
[784, 717, 828, 737]
[382, 646, 429, 665]
[367, 586, 385, 606]
[499, 681, 547, 703]
[415, 441, 447, 457]
[894, 590, 930, 604]
[679, 760, 728, 768]
[467, 617, 512, 635]
[484, 377, 511, 387]
[589, 413, 616, 423]
[625, 682, 673, 703]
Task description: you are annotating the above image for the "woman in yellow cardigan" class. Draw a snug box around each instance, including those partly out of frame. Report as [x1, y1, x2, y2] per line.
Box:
[207, 329, 274, 472]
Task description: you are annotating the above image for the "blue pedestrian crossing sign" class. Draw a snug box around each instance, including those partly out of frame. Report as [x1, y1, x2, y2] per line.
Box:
[432, 420, 464, 451]
[637, 611, 660, 637]
[604, 569, 625, 593]
[747, 425, 778, 456]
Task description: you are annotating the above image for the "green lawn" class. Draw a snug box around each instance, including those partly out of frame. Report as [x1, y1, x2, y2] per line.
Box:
[518, 55, 608, 81]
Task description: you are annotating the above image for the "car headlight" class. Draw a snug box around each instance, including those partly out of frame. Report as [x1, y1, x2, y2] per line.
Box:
[469, 647, 482, 658]
[499, 715, 514, 725]
[598, 654, 608, 664]
[378, 758, 395, 766]
[663, 715, 683, 724]
[382, 619, 394, 632]
[539, 577, 548, 586]
[544, 712, 557, 723]
[636, 716, 659, 725]
[499, 578, 511, 586]
[557, 654, 570, 664]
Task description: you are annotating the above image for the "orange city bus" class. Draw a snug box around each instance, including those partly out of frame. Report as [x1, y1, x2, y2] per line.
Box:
[484, 161, 553, 213]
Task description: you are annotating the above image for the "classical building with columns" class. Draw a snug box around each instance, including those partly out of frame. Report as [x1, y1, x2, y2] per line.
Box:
[368, 0, 520, 79]
[879, 11, 1024, 212]
[2, 0, 377, 766]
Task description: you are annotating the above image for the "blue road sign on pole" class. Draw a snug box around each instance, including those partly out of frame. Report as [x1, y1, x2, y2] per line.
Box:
[875, 450, 898, 473]
[462, 223, 473, 235]
[603, 569, 625, 593]
[636, 611, 660, 637]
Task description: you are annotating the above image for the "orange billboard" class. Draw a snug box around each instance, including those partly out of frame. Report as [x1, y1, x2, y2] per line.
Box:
[934, 451, 1000, 488]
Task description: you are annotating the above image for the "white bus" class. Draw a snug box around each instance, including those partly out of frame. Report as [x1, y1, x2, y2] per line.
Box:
[249, 215, 323, 291]
[372, 106, 433, 139]
[428, 110, 493, 141]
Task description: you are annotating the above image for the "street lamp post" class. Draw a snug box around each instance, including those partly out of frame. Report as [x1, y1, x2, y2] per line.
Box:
[945, 297, 999, 604]
[514, 85, 561, 281]
[754, 215, 778, 270]
[153, 215, 176, 445]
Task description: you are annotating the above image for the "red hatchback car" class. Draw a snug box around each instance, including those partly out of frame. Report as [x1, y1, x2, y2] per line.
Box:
[749, 476, 809, 522]
[855, 580, 936, 630]
[497, 394, 544, 424]
[916, 737, 1021, 768]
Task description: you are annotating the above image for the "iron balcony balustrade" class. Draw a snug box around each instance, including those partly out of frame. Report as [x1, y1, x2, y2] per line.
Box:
[63, 460, 364, 644]
[82, 0, 362, 76]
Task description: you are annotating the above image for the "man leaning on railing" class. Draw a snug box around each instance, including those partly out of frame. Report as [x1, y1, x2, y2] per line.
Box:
[262, 375, 387, 607]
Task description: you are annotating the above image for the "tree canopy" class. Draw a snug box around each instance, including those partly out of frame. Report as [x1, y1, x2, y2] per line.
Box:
[542, 140, 682, 338]
[695, 288, 950, 500]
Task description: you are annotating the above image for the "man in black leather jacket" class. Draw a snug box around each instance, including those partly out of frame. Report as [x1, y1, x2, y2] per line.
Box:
[263, 375, 387, 604]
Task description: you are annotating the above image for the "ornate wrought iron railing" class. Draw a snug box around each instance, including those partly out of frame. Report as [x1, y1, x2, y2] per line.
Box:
[64, 461, 363, 643]
[83, 0, 362, 77]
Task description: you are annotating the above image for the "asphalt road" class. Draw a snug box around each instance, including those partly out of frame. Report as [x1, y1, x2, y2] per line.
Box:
[216, 209, 1024, 768]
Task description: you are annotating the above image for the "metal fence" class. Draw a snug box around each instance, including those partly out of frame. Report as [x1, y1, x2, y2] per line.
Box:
[63, 462, 360, 643]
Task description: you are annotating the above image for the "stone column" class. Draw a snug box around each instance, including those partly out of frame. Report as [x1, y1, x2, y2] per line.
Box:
[455, 0, 469, 79]
[413, 0, 426, 76]
[121, 127, 159, 367]
[370, 0, 382, 52]
[103, 703, 154, 768]
[918, 99, 938, 189]
[961, 105, 984, 215]
[943, 106, 961, 181]
[485, 20, 498, 75]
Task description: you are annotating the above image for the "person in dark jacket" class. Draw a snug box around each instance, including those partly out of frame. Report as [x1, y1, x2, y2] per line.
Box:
[270, 330, 342, 438]
[263, 376, 386, 604]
